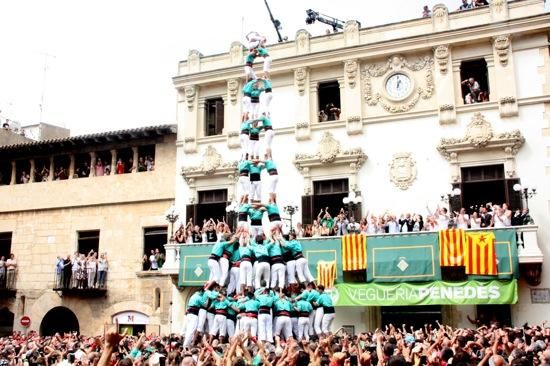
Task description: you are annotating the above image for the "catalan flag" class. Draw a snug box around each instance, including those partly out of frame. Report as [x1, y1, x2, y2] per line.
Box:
[439, 229, 466, 267]
[317, 261, 337, 288]
[342, 234, 367, 271]
[464, 231, 497, 275]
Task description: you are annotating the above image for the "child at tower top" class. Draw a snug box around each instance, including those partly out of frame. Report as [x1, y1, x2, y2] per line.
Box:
[244, 32, 271, 80]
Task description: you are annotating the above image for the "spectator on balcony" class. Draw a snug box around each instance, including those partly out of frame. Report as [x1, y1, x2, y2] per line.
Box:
[203, 219, 218, 243]
[386, 215, 400, 234]
[319, 221, 331, 237]
[334, 213, 349, 236]
[6, 254, 17, 289]
[38, 165, 49, 182]
[54, 166, 68, 180]
[62, 255, 72, 289]
[142, 254, 150, 271]
[98, 253, 108, 288]
[76, 254, 87, 289]
[95, 158, 105, 176]
[0, 256, 5, 288]
[462, 77, 480, 103]
[493, 204, 512, 228]
[149, 249, 159, 271]
[126, 158, 135, 173]
[325, 103, 341, 121]
[347, 217, 360, 233]
[459, 0, 472, 10]
[311, 220, 321, 237]
[20, 171, 30, 184]
[295, 223, 305, 238]
[480, 206, 493, 228]
[116, 158, 125, 175]
[454, 208, 469, 230]
[303, 224, 313, 238]
[76, 162, 90, 178]
[55, 256, 64, 288]
[399, 213, 414, 233]
[191, 225, 203, 244]
[470, 211, 482, 229]
[473, 0, 488, 7]
[155, 248, 165, 269]
[138, 157, 147, 172]
[318, 110, 328, 122]
[145, 155, 154, 171]
[104, 163, 111, 176]
[174, 223, 187, 243]
[87, 252, 98, 288]
[422, 5, 431, 17]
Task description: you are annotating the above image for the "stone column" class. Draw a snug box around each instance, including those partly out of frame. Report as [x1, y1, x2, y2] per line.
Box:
[308, 80, 318, 125]
[132, 147, 138, 173]
[293, 67, 310, 123]
[29, 159, 35, 183]
[492, 35, 518, 117]
[197, 98, 206, 138]
[484, 55, 497, 105]
[10, 161, 16, 185]
[433, 45, 456, 124]
[48, 156, 54, 181]
[110, 149, 117, 174]
[89, 152, 96, 177]
[69, 154, 75, 179]
[337, 77, 345, 121]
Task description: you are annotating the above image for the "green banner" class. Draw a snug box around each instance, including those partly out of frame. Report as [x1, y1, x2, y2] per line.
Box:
[333, 280, 517, 306]
[302, 238, 343, 284]
[367, 232, 441, 282]
[178, 238, 343, 286]
[469, 229, 518, 280]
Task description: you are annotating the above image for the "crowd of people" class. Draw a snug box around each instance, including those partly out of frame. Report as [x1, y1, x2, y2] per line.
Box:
[461, 77, 489, 105]
[423, 0, 490, 17]
[54, 251, 108, 290]
[142, 249, 166, 271]
[0, 253, 17, 289]
[318, 103, 341, 122]
[2, 321, 550, 366]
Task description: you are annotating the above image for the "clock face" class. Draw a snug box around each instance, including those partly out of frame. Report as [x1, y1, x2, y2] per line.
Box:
[385, 73, 412, 99]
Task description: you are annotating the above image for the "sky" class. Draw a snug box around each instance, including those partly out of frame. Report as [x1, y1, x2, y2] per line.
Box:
[0, 0, 547, 136]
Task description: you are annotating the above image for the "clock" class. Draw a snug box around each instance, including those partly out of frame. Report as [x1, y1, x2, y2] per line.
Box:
[385, 73, 412, 100]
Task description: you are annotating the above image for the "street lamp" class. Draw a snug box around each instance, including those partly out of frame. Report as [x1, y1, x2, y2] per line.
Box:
[440, 185, 461, 203]
[225, 201, 239, 232]
[164, 204, 179, 242]
[513, 183, 537, 209]
[342, 191, 362, 218]
[283, 204, 299, 232]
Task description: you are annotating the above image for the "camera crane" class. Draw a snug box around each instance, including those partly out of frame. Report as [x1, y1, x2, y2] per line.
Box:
[305, 9, 359, 32]
[264, 0, 284, 43]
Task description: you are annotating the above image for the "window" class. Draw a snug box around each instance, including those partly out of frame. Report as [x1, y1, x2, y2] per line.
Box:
[460, 59, 489, 104]
[77, 230, 100, 255]
[34, 158, 50, 182]
[137, 145, 155, 172]
[317, 81, 341, 121]
[143, 227, 167, 265]
[312, 179, 349, 222]
[15, 161, 30, 184]
[53, 155, 70, 181]
[205, 98, 224, 136]
[196, 189, 228, 224]
[95, 151, 112, 176]
[0, 161, 11, 185]
[114, 148, 133, 174]
[75, 153, 91, 178]
[0, 232, 12, 260]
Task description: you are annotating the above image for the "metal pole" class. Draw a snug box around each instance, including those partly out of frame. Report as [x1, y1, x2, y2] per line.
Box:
[264, 0, 284, 42]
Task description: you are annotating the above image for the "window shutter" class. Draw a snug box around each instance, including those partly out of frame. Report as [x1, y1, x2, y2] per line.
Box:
[186, 204, 196, 225]
[301, 195, 313, 226]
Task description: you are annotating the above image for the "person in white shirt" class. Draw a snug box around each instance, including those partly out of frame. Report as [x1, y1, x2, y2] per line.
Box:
[470, 212, 482, 229]
[455, 208, 470, 229]
[436, 207, 450, 230]
[149, 250, 158, 270]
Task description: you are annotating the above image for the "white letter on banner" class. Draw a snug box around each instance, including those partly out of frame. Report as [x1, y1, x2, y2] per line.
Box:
[489, 286, 500, 300]
[440, 286, 453, 300]
[477, 286, 488, 299]
[454, 287, 464, 299]
[464, 286, 476, 299]
[349, 289, 358, 302]
[419, 287, 430, 299]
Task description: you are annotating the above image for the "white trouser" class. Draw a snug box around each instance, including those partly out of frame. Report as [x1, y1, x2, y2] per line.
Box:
[297, 317, 310, 341]
[211, 314, 227, 337]
[322, 313, 335, 334]
[207, 312, 216, 335]
[263, 56, 272, 73]
[264, 129, 274, 149]
[296, 257, 314, 283]
[240, 134, 250, 160]
[244, 65, 257, 80]
[239, 176, 250, 198]
[248, 139, 260, 158]
[241, 316, 258, 337]
[238, 221, 249, 231]
[260, 92, 273, 116]
[227, 267, 240, 294]
[243, 96, 252, 117]
[250, 103, 260, 120]
[198, 308, 207, 333]
[219, 257, 230, 286]
[258, 313, 274, 342]
[268, 174, 278, 194]
[270, 220, 282, 233]
[270, 263, 285, 289]
[314, 307, 324, 335]
[183, 313, 198, 346]
[250, 225, 263, 238]
[239, 261, 253, 288]
[286, 260, 297, 285]
[208, 259, 221, 283]
[291, 317, 299, 338]
[308, 311, 315, 335]
[274, 316, 292, 340]
[226, 318, 236, 338]
[250, 180, 261, 201]
[254, 262, 271, 289]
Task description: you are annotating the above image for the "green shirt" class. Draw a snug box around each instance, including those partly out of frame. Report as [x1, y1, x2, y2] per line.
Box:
[265, 203, 279, 216]
[240, 121, 251, 132]
[211, 241, 229, 257]
[295, 299, 313, 313]
[250, 242, 269, 258]
[284, 239, 303, 256]
[321, 217, 335, 229]
[243, 80, 264, 97]
[213, 298, 231, 310]
[248, 207, 264, 221]
[274, 298, 291, 312]
[239, 245, 253, 258]
[257, 115, 272, 128]
[306, 289, 320, 303]
[267, 241, 282, 257]
[317, 293, 333, 307]
[249, 163, 264, 175]
[240, 298, 260, 312]
[188, 292, 205, 308]
[264, 159, 277, 171]
[256, 293, 277, 308]
[257, 47, 269, 57]
[238, 160, 251, 173]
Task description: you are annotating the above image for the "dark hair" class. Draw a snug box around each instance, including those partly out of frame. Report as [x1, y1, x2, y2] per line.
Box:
[387, 355, 407, 366]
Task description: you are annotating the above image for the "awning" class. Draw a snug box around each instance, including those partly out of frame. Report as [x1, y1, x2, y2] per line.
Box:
[333, 279, 517, 306]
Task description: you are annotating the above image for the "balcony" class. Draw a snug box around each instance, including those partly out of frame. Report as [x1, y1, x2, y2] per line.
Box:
[0, 271, 17, 298]
[52, 272, 107, 298]
[163, 225, 543, 286]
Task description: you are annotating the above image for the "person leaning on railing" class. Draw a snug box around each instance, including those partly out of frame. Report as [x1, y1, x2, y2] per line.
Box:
[5, 253, 16, 289]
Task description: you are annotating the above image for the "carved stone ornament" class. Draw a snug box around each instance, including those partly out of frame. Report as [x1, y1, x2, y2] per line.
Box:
[361, 55, 434, 113]
[343, 20, 360, 46]
[184, 85, 196, 111]
[389, 152, 417, 190]
[229, 41, 243, 65]
[294, 68, 307, 96]
[317, 132, 341, 163]
[295, 29, 311, 54]
[344, 60, 359, 88]
[493, 35, 511, 66]
[434, 45, 449, 74]
[187, 49, 202, 71]
[437, 112, 525, 160]
[432, 4, 449, 29]
[491, 0, 506, 12]
[227, 79, 239, 104]
[181, 145, 238, 183]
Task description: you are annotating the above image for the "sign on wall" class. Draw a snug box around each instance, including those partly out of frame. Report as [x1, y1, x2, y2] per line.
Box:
[530, 288, 550, 304]
[112, 311, 150, 325]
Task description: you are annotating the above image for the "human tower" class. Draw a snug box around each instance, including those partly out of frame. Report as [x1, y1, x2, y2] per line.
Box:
[182, 32, 336, 347]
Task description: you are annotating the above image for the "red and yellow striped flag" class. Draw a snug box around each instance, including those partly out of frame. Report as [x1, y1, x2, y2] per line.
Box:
[317, 261, 336, 288]
[464, 231, 497, 275]
[439, 229, 466, 267]
[342, 234, 367, 271]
